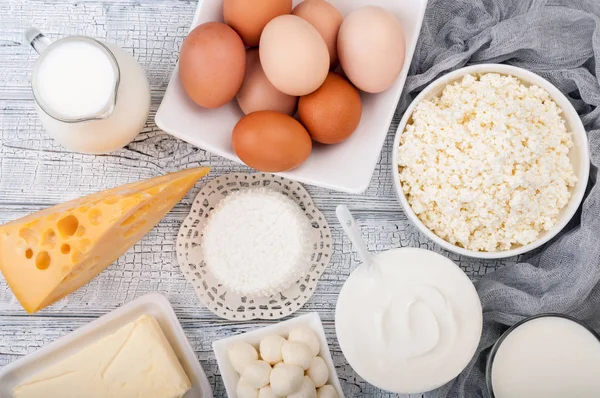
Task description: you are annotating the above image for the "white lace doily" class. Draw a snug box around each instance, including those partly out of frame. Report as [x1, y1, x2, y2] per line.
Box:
[176, 172, 333, 320]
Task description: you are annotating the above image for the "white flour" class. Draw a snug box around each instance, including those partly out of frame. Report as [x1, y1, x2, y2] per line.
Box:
[201, 188, 312, 297]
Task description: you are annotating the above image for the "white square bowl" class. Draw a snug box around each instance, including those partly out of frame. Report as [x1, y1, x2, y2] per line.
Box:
[0, 293, 213, 398]
[156, 0, 428, 194]
[213, 312, 344, 397]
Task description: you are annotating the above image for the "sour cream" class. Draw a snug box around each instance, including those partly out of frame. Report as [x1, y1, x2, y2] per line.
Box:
[335, 248, 482, 394]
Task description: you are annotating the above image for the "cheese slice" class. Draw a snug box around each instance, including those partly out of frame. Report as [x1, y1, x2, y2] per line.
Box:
[13, 314, 192, 398]
[0, 167, 209, 313]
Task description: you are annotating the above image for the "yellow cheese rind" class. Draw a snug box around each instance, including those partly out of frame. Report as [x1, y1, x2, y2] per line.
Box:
[13, 314, 192, 398]
[0, 167, 209, 313]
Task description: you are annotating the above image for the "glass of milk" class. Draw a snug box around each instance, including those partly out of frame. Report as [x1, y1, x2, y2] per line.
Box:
[487, 314, 600, 398]
[25, 28, 151, 154]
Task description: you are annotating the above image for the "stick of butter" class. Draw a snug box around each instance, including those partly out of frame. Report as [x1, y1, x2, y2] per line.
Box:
[13, 314, 192, 398]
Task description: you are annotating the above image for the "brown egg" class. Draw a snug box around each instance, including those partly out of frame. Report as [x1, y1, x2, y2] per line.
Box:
[232, 111, 312, 172]
[236, 49, 298, 115]
[179, 22, 245, 108]
[224, 0, 292, 46]
[292, 0, 343, 66]
[298, 73, 362, 144]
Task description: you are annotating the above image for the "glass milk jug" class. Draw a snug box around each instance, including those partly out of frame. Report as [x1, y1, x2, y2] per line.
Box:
[25, 28, 151, 154]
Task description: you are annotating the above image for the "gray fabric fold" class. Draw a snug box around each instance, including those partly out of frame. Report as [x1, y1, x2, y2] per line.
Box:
[399, 1, 600, 396]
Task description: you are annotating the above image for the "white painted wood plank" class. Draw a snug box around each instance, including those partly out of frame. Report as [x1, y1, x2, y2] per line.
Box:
[0, 1, 520, 397]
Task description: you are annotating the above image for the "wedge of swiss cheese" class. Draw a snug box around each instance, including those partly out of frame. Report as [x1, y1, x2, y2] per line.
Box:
[0, 167, 209, 313]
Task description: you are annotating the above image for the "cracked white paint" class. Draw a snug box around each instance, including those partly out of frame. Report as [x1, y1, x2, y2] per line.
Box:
[0, 1, 522, 396]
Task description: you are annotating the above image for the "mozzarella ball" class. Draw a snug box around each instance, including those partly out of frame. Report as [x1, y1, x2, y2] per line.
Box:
[282, 340, 313, 370]
[306, 356, 329, 387]
[242, 360, 272, 388]
[288, 327, 320, 357]
[259, 335, 286, 365]
[229, 342, 259, 374]
[288, 376, 317, 398]
[270, 363, 304, 396]
[258, 386, 278, 398]
[237, 378, 259, 398]
[317, 385, 339, 398]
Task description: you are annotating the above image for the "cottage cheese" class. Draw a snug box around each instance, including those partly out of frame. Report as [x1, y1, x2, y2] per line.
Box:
[397, 73, 577, 252]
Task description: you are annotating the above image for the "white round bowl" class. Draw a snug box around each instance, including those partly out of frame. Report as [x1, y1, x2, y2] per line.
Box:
[392, 64, 590, 259]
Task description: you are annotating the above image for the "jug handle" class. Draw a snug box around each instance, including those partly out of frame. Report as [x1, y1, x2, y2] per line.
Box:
[25, 28, 52, 54]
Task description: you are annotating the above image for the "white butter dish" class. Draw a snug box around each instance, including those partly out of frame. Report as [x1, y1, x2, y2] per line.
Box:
[0, 293, 213, 398]
[213, 312, 344, 398]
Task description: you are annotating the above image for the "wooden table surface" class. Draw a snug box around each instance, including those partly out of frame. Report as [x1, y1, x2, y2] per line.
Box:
[0, 1, 518, 396]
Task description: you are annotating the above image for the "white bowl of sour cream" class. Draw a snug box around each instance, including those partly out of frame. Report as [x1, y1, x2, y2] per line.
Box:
[392, 64, 590, 259]
[335, 247, 483, 394]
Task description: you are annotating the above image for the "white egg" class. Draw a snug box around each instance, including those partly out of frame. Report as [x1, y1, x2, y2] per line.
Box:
[260, 15, 330, 96]
[258, 385, 278, 398]
[228, 342, 259, 374]
[337, 6, 406, 93]
[288, 376, 317, 398]
[288, 326, 320, 356]
[242, 360, 272, 388]
[270, 363, 304, 396]
[317, 385, 339, 398]
[282, 340, 313, 370]
[237, 378, 259, 398]
[260, 335, 286, 365]
[306, 356, 329, 387]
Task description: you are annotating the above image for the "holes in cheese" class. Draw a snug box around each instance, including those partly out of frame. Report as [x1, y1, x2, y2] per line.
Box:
[19, 228, 37, 246]
[120, 214, 136, 227]
[0, 167, 209, 313]
[76, 225, 86, 237]
[103, 196, 119, 205]
[88, 209, 103, 226]
[60, 244, 71, 254]
[78, 239, 91, 253]
[147, 186, 163, 196]
[36, 251, 51, 270]
[41, 229, 57, 248]
[123, 220, 147, 239]
[71, 250, 84, 264]
[120, 204, 153, 227]
[57, 215, 79, 238]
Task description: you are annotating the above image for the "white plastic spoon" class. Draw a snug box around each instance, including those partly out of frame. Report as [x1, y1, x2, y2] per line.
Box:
[336, 204, 374, 269]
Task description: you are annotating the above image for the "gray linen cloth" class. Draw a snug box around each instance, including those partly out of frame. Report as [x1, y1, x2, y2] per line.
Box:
[398, 0, 600, 397]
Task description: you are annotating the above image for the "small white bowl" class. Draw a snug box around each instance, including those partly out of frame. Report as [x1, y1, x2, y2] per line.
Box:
[392, 64, 590, 259]
[213, 312, 344, 398]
